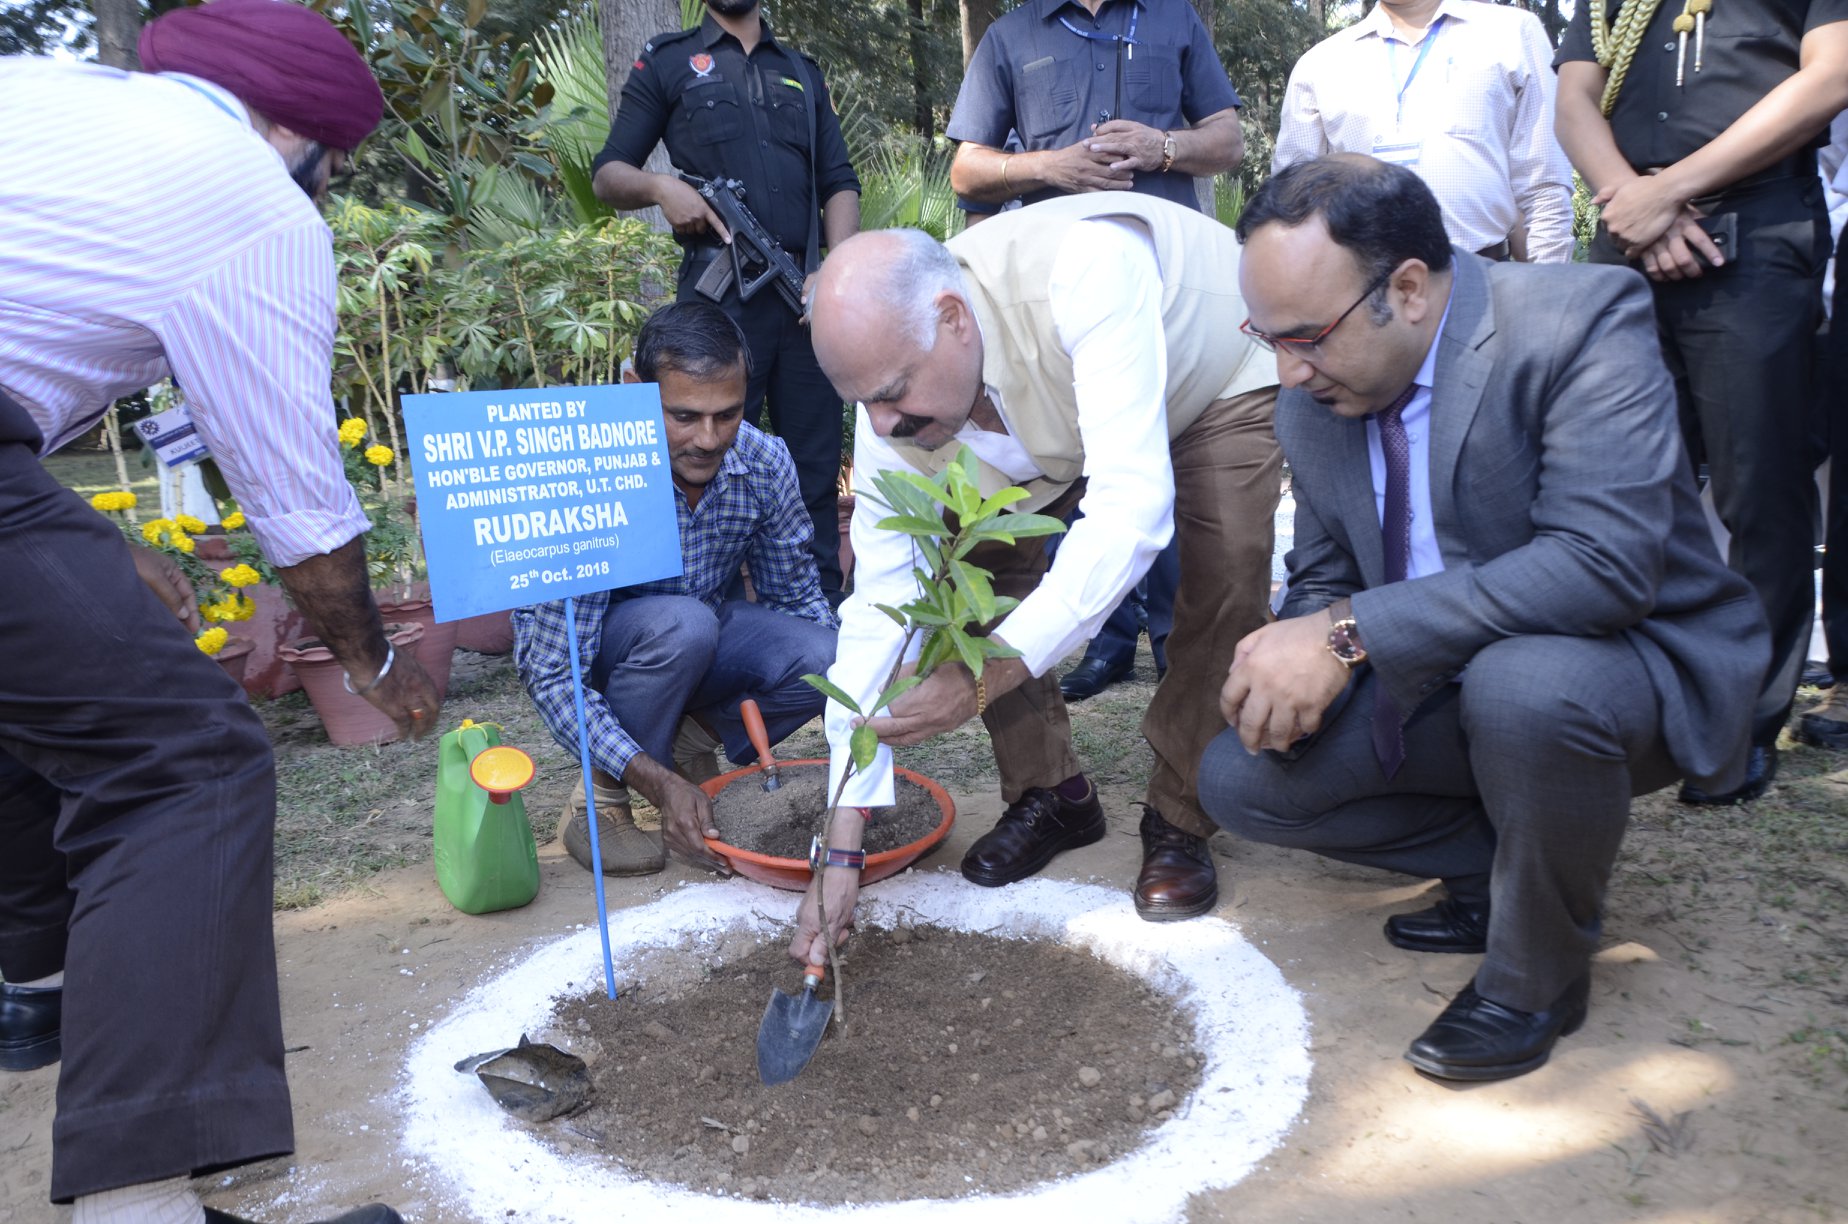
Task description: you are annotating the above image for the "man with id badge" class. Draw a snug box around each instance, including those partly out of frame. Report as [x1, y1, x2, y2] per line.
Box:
[1274, 0, 1575, 263]
[1556, 0, 1848, 802]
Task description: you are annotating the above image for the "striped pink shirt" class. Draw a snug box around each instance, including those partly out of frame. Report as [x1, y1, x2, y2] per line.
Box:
[0, 58, 369, 566]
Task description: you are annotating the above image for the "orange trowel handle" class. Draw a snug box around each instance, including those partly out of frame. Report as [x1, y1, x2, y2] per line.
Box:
[740, 699, 776, 771]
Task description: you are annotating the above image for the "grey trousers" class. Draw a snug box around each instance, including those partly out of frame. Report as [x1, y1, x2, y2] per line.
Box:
[1199, 633, 1682, 1012]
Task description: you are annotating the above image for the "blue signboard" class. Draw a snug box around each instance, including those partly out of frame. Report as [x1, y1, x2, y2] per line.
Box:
[401, 385, 683, 622]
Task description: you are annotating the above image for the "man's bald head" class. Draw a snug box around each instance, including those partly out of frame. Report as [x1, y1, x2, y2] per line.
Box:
[812, 228, 965, 352]
[811, 228, 986, 450]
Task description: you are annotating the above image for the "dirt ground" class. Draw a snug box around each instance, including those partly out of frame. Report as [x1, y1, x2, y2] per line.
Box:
[2, 771, 1842, 1222]
[0, 622, 1842, 1221]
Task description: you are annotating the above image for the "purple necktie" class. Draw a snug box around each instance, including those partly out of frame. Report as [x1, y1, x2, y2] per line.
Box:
[1372, 384, 1418, 778]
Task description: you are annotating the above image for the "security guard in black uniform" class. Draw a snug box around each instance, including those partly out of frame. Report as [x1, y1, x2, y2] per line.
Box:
[593, 0, 860, 602]
[1555, 0, 1848, 802]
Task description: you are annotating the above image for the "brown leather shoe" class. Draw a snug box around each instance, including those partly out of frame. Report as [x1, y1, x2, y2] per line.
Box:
[960, 784, 1106, 887]
[1133, 805, 1217, 922]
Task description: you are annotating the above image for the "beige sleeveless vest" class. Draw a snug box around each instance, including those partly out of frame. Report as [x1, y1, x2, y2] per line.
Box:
[884, 193, 1275, 512]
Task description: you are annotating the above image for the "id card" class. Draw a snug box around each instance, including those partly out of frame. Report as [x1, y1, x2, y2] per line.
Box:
[1371, 139, 1422, 166]
[133, 405, 212, 468]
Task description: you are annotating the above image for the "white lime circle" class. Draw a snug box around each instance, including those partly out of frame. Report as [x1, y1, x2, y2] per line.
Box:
[401, 874, 1310, 1222]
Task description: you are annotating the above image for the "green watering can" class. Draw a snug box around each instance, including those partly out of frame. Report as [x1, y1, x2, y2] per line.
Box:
[434, 719, 540, 914]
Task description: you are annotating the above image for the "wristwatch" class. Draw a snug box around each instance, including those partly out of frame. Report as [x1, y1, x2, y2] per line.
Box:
[1158, 133, 1177, 174]
[1326, 616, 1368, 669]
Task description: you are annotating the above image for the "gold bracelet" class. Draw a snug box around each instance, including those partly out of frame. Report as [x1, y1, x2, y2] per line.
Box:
[975, 673, 988, 717]
[1000, 155, 1014, 197]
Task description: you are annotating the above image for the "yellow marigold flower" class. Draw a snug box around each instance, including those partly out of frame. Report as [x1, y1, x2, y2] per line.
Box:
[174, 513, 208, 534]
[221, 511, 246, 530]
[364, 445, 395, 468]
[225, 592, 255, 621]
[173, 533, 195, 554]
[195, 627, 229, 655]
[141, 518, 173, 545]
[338, 418, 368, 448]
[90, 491, 138, 512]
[220, 564, 262, 589]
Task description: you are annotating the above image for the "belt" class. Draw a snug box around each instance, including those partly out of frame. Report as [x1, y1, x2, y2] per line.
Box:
[1475, 241, 1511, 261]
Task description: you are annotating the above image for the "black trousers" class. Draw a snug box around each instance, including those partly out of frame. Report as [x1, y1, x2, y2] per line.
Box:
[1593, 175, 1831, 743]
[0, 393, 292, 1201]
[1816, 231, 1848, 679]
[678, 254, 844, 600]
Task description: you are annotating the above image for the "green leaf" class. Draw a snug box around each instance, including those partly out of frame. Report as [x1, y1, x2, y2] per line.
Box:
[872, 603, 908, 628]
[872, 674, 925, 713]
[802, 673, 861, 715]
[850, 723, 880, 771]
[999, 512, 1067, 539]
[874, 513, 949, 538]
[916, 630, 952, 676]
[950, 559, 997, 624]
[973, 486, 1031, 519]
[944, 625, 988, 676]
[887, 469, 959, 510]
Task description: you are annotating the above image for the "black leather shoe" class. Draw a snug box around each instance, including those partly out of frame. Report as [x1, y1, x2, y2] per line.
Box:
[1404, 972, 1590, 1082]
[1059, 657, 1132, 701]
[1133, 805, 1218, 922]
[1385, 898, 1491, 954]
[1677, 744, 1777, 805]
[206, 1206, 403, 1224]
[961, 785, 1106, 887]
[0, 982, 60, 1072]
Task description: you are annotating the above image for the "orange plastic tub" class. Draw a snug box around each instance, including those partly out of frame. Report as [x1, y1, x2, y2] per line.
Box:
[701, 759, 955, 891]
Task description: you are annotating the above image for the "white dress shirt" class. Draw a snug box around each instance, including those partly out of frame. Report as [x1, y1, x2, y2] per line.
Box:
[1273, 0, 1576, 264]
[1366, 288, 1456, 581]
[826, 218, 1177, 805]
[0, 59, 369, 566]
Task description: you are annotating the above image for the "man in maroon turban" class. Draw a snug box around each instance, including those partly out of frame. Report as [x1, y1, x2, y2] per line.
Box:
[0, 4, 427, 1223]
[139, 0, 385, 202]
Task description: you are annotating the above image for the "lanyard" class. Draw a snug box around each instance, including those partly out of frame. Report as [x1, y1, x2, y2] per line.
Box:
[1385, 15, 1445, 127]
[1057, 0, 1140, 56]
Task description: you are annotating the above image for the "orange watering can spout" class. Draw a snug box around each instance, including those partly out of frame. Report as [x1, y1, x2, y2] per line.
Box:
[470, 744, 535, 805]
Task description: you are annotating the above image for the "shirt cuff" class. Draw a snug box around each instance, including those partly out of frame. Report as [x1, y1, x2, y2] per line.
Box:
[245, 502, 372, 568]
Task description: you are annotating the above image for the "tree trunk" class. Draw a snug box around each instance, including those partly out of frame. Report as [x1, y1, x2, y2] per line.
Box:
[908, 0, 933, 138]
[1307, 0, 1327, 32]
[959, 0, 1001, 69]
[598, 0, 682, 235]
[91, 0, 140, 70]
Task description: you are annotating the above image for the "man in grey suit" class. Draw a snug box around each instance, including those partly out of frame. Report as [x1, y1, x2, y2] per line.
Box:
[1200, 155, 1768, 1082]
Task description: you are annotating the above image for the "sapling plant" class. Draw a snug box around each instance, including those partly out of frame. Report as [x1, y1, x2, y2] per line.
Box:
[801, 445, 1065, 1025]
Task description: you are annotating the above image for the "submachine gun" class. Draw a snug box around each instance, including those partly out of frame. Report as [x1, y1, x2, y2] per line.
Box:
[681, 174, 807, 316]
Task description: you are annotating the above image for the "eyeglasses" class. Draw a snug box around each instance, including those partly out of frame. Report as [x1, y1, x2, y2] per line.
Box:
[1239, 267, 1395, 357]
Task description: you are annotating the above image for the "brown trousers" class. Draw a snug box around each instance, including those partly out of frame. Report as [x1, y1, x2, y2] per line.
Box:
[964, 388, 1281, 836]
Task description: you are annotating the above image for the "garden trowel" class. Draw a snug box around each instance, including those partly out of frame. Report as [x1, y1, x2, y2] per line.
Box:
[756, 962, 830, 1085]
[740, 698, 780, 791]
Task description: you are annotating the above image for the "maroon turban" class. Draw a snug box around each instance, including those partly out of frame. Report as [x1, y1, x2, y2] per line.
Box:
[139, 0, 384, 151]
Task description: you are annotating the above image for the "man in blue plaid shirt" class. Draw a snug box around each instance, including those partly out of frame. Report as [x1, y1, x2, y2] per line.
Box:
[513, 302, 838, 875]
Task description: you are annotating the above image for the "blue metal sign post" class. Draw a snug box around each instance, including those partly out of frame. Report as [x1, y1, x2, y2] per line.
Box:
[402, 384, 683, 999]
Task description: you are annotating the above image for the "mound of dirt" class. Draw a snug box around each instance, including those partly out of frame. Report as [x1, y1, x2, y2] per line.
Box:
[710, 765, 943, 859]
[551, 924, 1202, 1203]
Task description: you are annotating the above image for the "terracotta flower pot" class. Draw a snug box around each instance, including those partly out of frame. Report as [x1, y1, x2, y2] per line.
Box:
[280, 621, 427, 746]
[699, 759, 955, 892]
[213, 635, 256, 688]
[195, 548, 305, 698]
[453, 609, 515, 656]
[374, 583, 457, 701]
